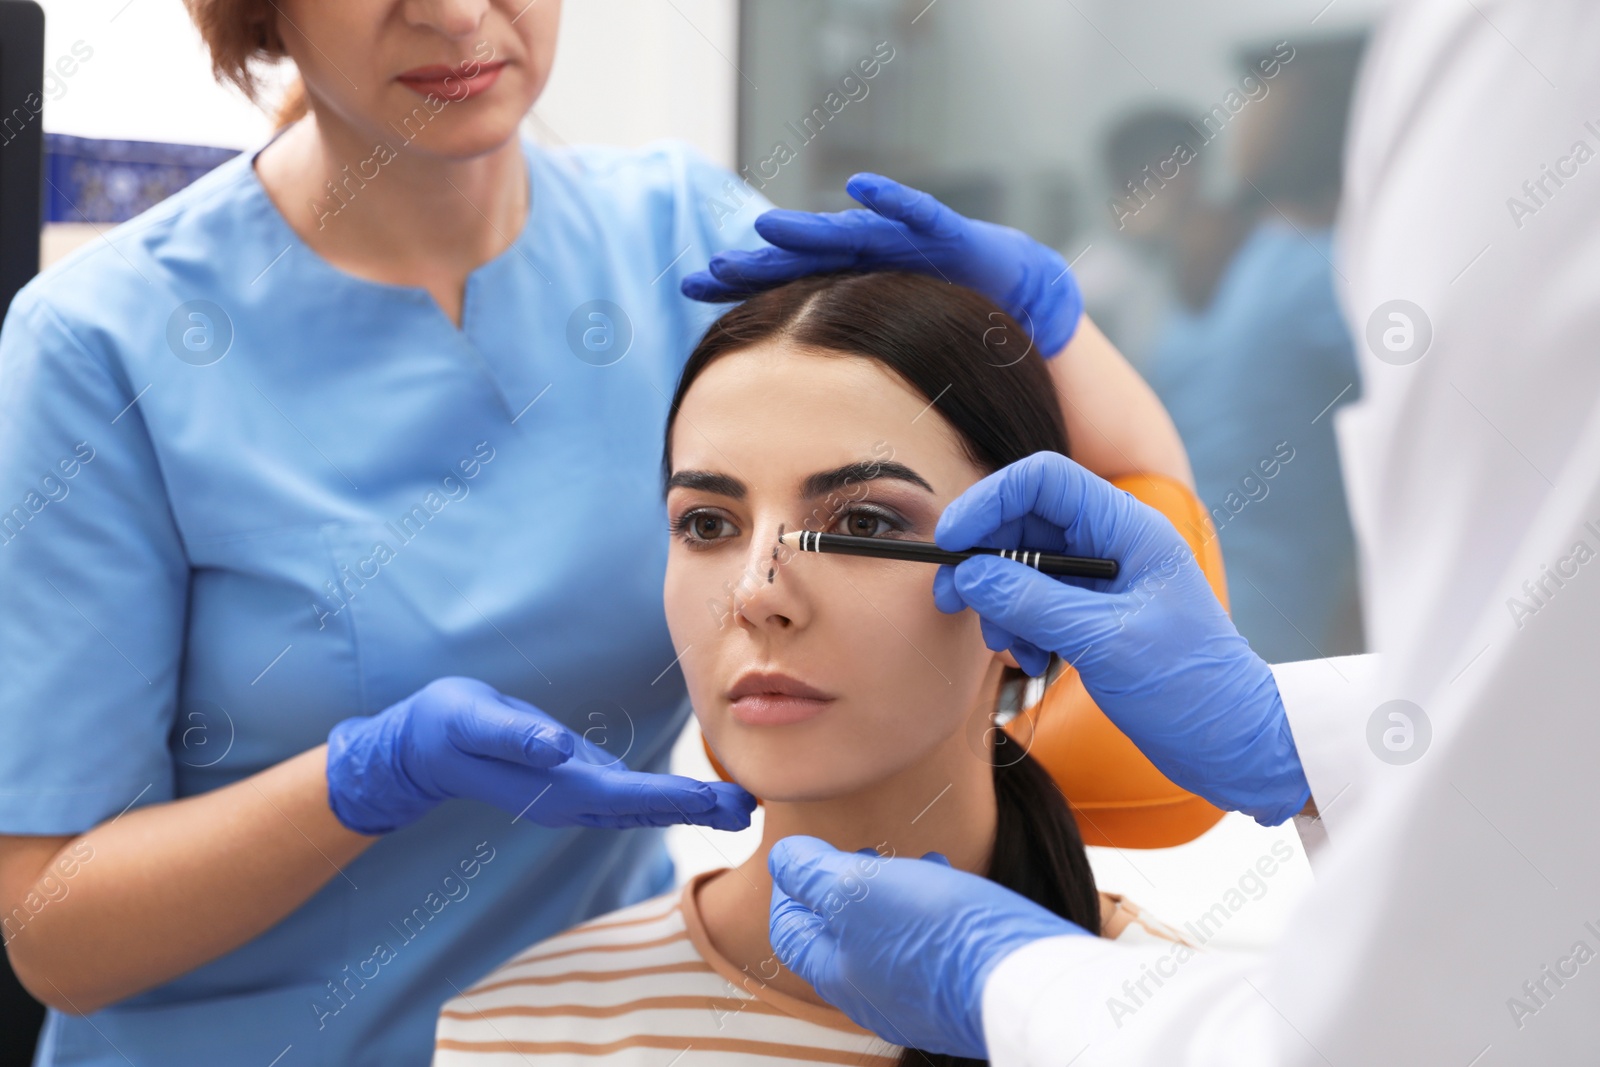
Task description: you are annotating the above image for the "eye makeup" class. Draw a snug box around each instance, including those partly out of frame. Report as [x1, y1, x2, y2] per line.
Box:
[668, 507, 738, 550]
[829, 502, 911, 539]
[668, 499, 915, 552]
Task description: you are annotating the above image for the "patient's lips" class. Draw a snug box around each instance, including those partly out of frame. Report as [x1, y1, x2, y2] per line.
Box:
[726, 670, 836, 727]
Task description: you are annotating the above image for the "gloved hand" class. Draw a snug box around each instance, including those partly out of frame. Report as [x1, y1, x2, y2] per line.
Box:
[768, 835, 1086, 1060]
[681, 173, 1084, 357]
[326, 676, 756, 834]
[933, 452, 1310, 825]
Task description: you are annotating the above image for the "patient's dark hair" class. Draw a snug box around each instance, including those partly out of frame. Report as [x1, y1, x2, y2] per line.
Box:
[664, 271, 1102, 1067]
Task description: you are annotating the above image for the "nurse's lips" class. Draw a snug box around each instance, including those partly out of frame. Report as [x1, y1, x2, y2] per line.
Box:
[395, 60, 508, 101]
[726, 671, 836, 727]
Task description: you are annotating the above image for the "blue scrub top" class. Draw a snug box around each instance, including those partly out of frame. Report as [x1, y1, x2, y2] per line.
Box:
[0, 136, 767, 1066]
[1143, 220, 1362, 663]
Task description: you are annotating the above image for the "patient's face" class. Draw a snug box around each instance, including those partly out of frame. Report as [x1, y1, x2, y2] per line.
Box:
[664, 341, 1007, 801]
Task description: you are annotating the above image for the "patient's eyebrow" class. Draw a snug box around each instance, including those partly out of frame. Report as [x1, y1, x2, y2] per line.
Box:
[664, 470, 746, 499]
[664, 461, 934, 501]
[802, 461, 934, 499]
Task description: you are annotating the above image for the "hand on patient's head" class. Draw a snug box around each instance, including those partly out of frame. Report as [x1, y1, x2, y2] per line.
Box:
[682, 173, 1085, 356]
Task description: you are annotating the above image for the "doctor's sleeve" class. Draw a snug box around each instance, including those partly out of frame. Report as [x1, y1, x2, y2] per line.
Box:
[981, 933, 1309, 1067]
[980, 653, 1383, 1066]
[0, 294, 188, 833]
[1270, 653, 1382, 858]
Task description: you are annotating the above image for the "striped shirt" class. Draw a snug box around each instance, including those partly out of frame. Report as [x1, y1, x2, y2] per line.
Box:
[433, 870, 1184, 1066]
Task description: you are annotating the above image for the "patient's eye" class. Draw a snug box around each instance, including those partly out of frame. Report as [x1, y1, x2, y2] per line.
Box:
[831, 504, 907, 539]
[671, 507, 739, 549]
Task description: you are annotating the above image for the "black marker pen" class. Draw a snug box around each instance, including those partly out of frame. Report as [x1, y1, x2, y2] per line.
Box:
[778, 531, 1118, 580]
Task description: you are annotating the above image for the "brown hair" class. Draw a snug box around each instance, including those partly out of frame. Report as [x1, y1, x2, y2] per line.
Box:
[665, 272, 1102, 1067]
[184, 0, 308, 127]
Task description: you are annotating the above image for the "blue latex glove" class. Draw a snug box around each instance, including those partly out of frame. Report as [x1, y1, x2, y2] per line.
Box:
[932, 452, 1310, 825]
[768, 835, 1086, 1060]
[681, 173, 1085, 357]
[326, 676, 756, 834]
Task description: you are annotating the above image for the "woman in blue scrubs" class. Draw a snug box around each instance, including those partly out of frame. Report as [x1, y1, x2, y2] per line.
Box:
[0, 2, 1192, 1064]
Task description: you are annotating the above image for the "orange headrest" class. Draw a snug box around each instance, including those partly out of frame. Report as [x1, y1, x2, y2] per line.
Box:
[701, 471, 1228, 849]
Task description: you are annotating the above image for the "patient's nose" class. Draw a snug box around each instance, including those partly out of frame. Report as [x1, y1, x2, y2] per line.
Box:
[733, 519, 812, 631]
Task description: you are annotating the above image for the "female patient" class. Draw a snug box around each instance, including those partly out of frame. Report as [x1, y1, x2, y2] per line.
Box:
[434, 272, 1180, 1066]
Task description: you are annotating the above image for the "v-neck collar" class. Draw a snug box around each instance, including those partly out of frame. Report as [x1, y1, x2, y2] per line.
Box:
[241, 123, 540, 335]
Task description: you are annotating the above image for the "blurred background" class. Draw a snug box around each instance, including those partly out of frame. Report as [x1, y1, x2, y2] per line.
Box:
[4, 0, 1388, 1061]
[735, 0, 1375, 668]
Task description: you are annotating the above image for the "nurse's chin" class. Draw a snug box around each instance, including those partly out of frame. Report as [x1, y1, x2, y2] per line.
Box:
[382, 95, 535, 161]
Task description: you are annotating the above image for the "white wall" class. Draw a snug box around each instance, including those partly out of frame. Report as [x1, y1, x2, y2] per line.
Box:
[533, 0, 739, 165]
[37, 0, 282, 148]
[34, 0, 740, 165]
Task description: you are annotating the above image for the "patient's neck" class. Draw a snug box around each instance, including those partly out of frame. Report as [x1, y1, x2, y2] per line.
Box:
[693, 729, 997, 1009]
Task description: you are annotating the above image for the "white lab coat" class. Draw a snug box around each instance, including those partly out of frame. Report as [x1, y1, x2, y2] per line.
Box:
[983, 1, 1600, 1063]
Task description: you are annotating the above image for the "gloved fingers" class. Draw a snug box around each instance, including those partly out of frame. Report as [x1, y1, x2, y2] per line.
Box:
[952, 555, 1118, 664]
[553, 761, 753, 825]
[681, 247, 866, 303]
[767, 834, 880, 927]
[938, 566, 1051, 672]
[1013, 639, 1052, 677]
[752, 206, 894, 253]
[975, 612, 1013, 654]
[768, 877, 836, 980]
[709, 245, 863, 287]
[567, 811, 670, 830]
[458, 761, 573, 822]
[679, 247, 829, 302]
[935, 451, 1098, 552]
[975, 613, 1051, 677]
[944, 513, 1072, 556]
[699, 780, 760, 830]
[680, 268, 748, 303]
[844, 172, 959, 238]
[920, 851, 953, 867]
[439, 696, 575, 769]
[568, 803, 749, 830]
[490, 692, 603, 762]
[554, 715, 631, 769]
[932, 563, 966, 615]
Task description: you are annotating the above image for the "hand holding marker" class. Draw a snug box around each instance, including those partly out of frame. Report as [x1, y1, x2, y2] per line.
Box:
[930, 452, 1310, 824]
